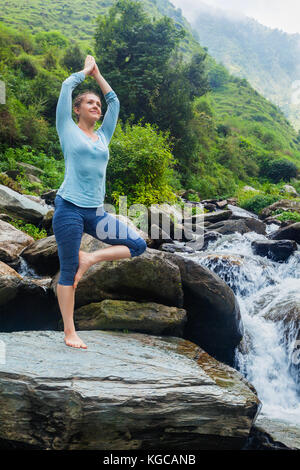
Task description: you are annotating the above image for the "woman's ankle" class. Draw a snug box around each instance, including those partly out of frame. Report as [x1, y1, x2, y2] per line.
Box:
[64, 326, 76, 335]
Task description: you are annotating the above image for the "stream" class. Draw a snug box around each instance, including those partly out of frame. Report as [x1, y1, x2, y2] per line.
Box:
[178, 205, 300, 429]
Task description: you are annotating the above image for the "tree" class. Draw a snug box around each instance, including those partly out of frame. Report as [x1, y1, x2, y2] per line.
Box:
[94, 0, 185, 122]
[60, 42, 85, 74]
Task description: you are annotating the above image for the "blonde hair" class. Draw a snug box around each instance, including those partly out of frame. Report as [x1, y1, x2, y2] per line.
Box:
[73, 91, 102, 122]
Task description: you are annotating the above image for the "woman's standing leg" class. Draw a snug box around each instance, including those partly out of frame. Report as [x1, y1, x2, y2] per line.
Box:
[52, 196, 87, 349]
[73, 208, 147, 288]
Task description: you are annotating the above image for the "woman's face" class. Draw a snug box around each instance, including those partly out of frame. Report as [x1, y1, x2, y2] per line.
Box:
[75, 94, 102, 122]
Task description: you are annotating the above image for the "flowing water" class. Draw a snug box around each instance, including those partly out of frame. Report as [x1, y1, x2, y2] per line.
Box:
[177, 207, 300, 426]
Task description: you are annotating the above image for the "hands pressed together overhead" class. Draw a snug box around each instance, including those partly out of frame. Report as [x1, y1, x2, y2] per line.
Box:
[84, 55, 101, 78]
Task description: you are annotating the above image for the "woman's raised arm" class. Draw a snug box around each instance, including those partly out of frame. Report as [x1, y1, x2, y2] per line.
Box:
[56, 72, 86, 136]
[90, 60, 120, 145]
[56, 56, 96, 136]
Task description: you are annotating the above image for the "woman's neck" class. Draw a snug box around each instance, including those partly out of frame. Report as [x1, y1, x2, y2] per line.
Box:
[77, 121, 95, 135]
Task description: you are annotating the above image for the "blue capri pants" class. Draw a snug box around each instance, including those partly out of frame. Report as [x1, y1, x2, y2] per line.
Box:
[52, 194, 147, 286]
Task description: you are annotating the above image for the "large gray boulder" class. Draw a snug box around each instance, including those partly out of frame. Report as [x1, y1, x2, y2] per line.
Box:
[51, 243, 184, 310]
[162, 251, 244, 365]
[0, 219, 34, 264]
[0, 184, 49, 224]
[205, 218, 266, 236]
[268, 222, 300, 243]
[20, 235, 59, 276]
[74, 299, 187, 336]
[0, 330, 261, 450]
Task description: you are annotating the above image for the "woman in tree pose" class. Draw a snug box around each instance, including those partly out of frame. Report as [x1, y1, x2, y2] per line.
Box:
[53, 55, 147, 349]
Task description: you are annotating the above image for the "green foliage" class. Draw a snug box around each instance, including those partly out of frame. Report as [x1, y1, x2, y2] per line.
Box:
[34, 31, 69, 52]
[108, 121, 177, 207]
[60, 42, 86, 73]
[0, 172, 23, 193]
[94, 0, 186, 123]
[9, 218, 47, 240]
[13, 54, 38, 79]
[1, 1, 300, 204]
[207, 62, 231, 89]
[259, 157, 298, 183]
[237, 192, 280, 215]
[271, 210, 300, 222]
[0, 146, 65, 194]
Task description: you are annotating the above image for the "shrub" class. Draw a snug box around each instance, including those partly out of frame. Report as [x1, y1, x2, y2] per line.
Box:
[108, 121, 177, 208]
[14, 54, 38, 79]
[238, 193, 280, 215]
[271, 210, 300, 222]
[9, 218, 47, 239]
[261, 158, 298, 183]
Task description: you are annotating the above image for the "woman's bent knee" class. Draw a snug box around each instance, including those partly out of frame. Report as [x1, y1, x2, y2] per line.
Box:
[129, 237, 147, 257]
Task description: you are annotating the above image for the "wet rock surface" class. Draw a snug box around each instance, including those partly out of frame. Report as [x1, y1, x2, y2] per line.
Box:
[0, 330, 260, 450]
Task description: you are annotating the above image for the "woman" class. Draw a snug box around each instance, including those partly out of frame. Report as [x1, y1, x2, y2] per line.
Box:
[53, 55, 147, 350]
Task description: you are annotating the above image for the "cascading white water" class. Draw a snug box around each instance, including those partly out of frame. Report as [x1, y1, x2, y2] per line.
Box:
[177, 218, 300, 425]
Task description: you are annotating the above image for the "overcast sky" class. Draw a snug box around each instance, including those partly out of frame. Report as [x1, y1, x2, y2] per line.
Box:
[170, 0, 300, 35]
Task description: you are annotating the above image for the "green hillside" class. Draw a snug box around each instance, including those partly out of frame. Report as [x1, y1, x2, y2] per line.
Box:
[1, 0, 300, 211]
[186, 2, 300, 131]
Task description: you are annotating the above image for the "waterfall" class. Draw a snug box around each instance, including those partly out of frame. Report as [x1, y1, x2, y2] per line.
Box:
[177, 219, 300, 425]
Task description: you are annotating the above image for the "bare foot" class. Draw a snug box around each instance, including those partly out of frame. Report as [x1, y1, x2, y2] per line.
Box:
[64, 331, 88, 349]
[73, 250, 94, 289]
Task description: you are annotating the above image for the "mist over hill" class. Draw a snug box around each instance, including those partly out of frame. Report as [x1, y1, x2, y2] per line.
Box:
[176, 1, 300, 130]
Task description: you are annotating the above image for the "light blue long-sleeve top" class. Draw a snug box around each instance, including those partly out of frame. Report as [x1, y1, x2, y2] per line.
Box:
[56, 71, 120, 207]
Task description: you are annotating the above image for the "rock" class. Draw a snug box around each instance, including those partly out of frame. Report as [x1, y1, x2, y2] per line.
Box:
[0, 213, 14, 223]
[206, 218, 266, 236]
[0, 331, 261, 450]
[162, 251, 244, 365]
[280, 185, 299, 197]
[181, 188, 199, 199]
[160, 243, 194, 253]
[280, 219, 299, 228]
[227, 197, 238, 205]
[20, 235, 59, 276]
[0, 262, 22, 306]
[263, 217, 282, 226]
[260, 199, 300, 219]
[74, 299, 187, 335]
[149, 224, 173, 248]
[51, 238, 184, 310]
[17, 162, 45, 177]
[41, 208, 55, 232]
[0, 184, 49, 224]
[201, 198, 219, 204]
[26, 174, 42, 184]
[41, 189, 57, 205]
[251, 239, 297, 262]
[0, 219, 34, 263]
[242, 185, 260, 193]
[253, 416, 300, 450]
[23, 194, 50, 207]
[184, 209, 232, 225]
[227, 204, 258, 220]
[216, 200, 228, 209]
[141, 204, 196, 243]
[187, 231, 222, 251]
[0, 266, 59, 331]
[261, 295, 300, 383]
[268, 222, 300, 243]
[244, 423, 294, 450]
[203, 203, 217, 212]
